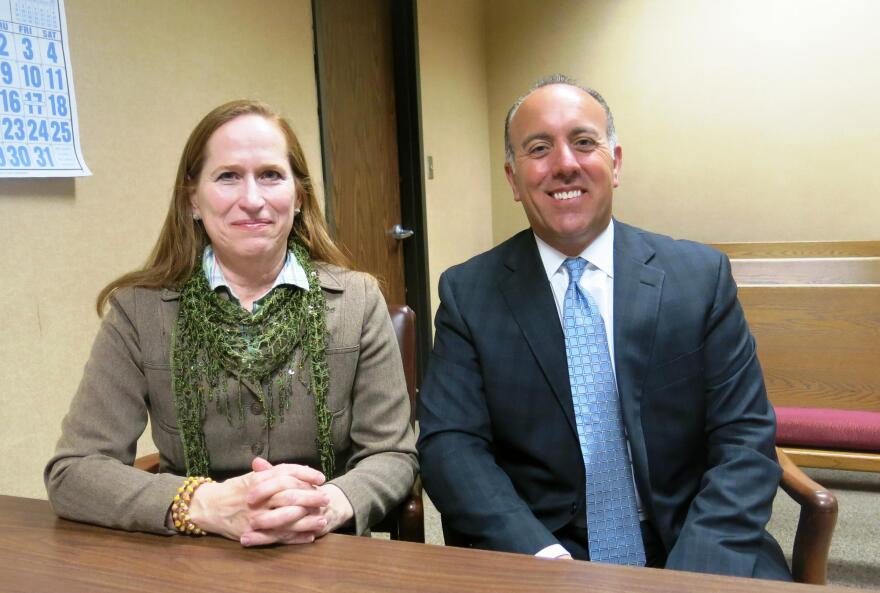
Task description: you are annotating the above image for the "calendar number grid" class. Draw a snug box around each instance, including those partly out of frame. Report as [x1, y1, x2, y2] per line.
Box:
[0, 0, 86, 174]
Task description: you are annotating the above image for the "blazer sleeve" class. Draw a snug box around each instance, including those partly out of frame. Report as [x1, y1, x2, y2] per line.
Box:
[664, 253, 783, 577]
[417, 270, 560, 555]
[326, 275, 418, 534]
[44, 290, 182, 534]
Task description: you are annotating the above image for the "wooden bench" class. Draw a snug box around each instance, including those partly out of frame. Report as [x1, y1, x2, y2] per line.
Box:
[712, 241, 880, 472]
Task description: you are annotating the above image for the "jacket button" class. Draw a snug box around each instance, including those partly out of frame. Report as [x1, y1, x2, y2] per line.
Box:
[571, 502, 579, 514]
[251, 442, 264, 456]
[251, 402, 264, 415]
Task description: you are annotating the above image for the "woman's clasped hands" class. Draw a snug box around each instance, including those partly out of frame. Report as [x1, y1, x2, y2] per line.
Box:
[186, 457, 355, 546]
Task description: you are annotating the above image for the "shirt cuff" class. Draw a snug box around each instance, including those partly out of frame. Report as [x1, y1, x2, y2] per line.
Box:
[535, 544, 571, 559]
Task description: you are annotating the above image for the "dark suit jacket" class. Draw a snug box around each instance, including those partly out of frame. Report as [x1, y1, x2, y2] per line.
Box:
[417, 221, 789, 579]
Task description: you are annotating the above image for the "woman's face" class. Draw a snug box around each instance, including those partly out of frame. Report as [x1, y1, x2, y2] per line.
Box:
[190, 114, 298, 267]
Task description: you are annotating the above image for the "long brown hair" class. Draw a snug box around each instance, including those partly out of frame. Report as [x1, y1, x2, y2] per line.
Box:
[96, 100, 349, 315]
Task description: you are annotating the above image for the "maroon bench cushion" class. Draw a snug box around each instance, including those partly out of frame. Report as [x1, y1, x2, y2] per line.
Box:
[775, 407, 880, 452]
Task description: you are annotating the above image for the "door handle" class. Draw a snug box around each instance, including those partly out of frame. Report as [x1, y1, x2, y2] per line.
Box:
[390, 224, 415, 240]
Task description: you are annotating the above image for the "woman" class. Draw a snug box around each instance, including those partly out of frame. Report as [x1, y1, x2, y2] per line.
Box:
[44, 100, 418, 546]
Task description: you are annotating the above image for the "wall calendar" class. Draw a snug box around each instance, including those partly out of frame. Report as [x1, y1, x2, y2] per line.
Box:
[0, 0, 89, 177]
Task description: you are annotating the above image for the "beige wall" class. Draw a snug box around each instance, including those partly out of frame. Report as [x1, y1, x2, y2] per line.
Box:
[418, 0, 494, 320]
[487, 0, 880, 244]
[0, 0, 322, 499]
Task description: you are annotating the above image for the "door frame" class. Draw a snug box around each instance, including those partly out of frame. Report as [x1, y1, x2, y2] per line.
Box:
[312, 0, 432, 384]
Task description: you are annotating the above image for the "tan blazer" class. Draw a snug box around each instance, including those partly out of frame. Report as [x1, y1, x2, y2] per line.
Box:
[45, 265, 417, 535]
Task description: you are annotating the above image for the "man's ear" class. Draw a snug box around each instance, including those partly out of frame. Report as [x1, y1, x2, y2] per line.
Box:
[504, 162, 522, 202]
[611, 145, 623, 188]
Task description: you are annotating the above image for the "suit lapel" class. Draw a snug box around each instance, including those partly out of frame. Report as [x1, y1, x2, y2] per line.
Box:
[613, 221, 664, 499]
[494, 225, 667, 461]
[499, 231, 577, 437]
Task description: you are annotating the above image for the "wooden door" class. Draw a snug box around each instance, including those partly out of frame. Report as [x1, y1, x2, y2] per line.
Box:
[314, 0, 406, 305]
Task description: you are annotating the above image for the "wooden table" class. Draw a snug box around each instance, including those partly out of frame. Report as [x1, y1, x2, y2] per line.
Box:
[0, 495, 862, 593]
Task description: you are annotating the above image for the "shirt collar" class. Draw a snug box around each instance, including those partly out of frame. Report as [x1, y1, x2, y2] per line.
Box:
[202, 245, 311, 299]
[534, 219, 615, 280]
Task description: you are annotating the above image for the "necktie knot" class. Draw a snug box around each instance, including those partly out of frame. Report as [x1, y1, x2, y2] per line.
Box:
[564, 257, 588, 284]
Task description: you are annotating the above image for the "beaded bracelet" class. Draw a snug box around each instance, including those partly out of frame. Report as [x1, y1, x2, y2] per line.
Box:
[171, 476, 214, 535]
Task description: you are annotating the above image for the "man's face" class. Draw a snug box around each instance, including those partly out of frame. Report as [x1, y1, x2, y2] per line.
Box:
[505, 84, 621, 256]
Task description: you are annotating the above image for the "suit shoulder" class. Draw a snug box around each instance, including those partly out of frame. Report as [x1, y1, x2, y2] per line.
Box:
[317, 263, 375, 292]
[316, 265, 388, 317]
[108, 285, 168, 316]
[441, 229, 531, 282]
[623, 223, 724, 265]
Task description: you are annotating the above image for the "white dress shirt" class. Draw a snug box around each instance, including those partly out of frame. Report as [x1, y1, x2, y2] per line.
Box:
[532, 220, 645, 560]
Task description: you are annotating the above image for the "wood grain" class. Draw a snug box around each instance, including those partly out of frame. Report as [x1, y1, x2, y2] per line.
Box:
[315, 0, 406, 304]
[731, 258, 880, 285]
[712, 241, 880, 259]
[0, 496, 861, 593]
[781, 447, 880, 473]
[739, 286, 880, 411]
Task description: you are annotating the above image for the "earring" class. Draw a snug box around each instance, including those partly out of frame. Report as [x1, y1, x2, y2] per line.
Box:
[193, 213, 201, 221]
[294, 208, 301, 214]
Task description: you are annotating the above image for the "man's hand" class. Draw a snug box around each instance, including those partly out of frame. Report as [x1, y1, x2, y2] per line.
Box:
[535, 544, 573, 560]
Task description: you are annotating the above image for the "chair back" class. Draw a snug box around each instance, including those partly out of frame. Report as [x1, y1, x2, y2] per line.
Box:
[387, 304, 417, 424]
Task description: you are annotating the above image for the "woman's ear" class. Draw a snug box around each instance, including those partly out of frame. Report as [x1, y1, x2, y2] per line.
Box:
[188, 181, 202, 220]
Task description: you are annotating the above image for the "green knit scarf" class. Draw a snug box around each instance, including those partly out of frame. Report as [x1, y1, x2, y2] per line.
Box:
[171, 240, 334, 478]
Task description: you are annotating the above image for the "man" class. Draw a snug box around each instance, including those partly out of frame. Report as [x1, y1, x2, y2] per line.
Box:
[417, 75, 791, 580]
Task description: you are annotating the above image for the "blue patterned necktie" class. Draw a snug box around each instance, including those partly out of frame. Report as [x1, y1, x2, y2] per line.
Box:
[562, 257, 645, 566]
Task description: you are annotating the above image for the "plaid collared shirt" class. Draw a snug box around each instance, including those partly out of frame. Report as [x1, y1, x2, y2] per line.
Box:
[202, 245, 310, 313]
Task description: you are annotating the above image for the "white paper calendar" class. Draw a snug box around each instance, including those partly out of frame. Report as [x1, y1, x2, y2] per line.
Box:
[0, 0, 89, 177]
